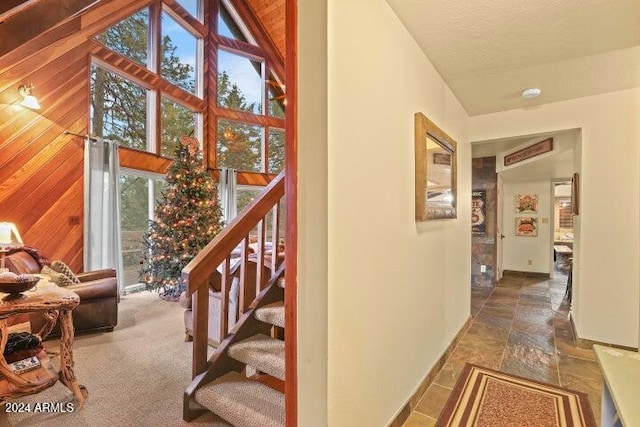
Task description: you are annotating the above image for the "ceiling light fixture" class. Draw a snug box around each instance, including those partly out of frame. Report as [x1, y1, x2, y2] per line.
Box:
[18, 84, 41, 110]
[521, 88, 542, 99]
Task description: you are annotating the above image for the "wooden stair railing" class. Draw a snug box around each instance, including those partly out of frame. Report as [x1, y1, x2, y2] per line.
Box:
[182, 171, 285, 378]
[183, 267, 285, 422]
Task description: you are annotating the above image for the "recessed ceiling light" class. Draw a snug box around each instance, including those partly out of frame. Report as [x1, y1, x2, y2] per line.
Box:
[521, 88, 542, 99]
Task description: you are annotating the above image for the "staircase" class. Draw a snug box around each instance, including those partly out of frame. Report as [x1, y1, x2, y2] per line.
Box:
[182, 172, 287, 426]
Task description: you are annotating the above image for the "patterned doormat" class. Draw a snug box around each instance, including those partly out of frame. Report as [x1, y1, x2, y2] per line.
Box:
[436, 364, 597, 427]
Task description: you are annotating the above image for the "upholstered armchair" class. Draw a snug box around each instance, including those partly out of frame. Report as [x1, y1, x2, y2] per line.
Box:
[4, 248, 119, 336]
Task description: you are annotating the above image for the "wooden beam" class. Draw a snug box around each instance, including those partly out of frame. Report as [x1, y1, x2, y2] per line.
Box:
[215, 107, 285, 128]
[162, 0, 206, 38]
[90, 41, 206, 112]
[209, 170, 276, 187]
[119, 147, 173, 175]
[0, 0, 43, 22]
[0, 0, 97, 56]
[284, 0, 298, 425]
[216, 34, 266, 61]
[206, 0, 219, 170]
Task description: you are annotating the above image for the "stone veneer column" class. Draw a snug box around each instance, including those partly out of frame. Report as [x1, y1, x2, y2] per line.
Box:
[471, 157, 497, 287]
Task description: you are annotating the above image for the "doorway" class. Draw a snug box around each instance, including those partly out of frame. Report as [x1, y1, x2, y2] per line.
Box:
[471, 129, 579, 291]
[551, 181, 574, 278]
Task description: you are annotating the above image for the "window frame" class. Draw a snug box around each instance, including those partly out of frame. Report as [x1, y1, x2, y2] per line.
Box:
[90, 1, 205, 161]
[212, 0, 285, 179]
[119, 167, 166, 293]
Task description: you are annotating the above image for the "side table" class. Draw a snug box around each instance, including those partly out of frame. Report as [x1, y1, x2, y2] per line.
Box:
[594, 344, 640, 426]
[0, 279, 88, 408]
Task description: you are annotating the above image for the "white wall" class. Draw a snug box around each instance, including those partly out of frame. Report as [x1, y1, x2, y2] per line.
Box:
[470, 88, 640, 348]
[327, 0, 470, 425]
[502, 181, 552, 273]
[297, 1, 329, 426]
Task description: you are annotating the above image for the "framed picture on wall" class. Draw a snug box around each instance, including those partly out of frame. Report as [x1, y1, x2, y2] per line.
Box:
[515, 217, 538, 237]
[471, 190, 486, 235]
[571, 173, 579, 215]
[515, 194, 538, 214]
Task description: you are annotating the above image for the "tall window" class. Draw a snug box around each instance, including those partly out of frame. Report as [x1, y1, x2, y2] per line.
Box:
[162, 11, 198, 94]
[94, 9, 150, 68]
[91, 65, 148, 150]
[215, 0, 285, 175]
[120, 171, 165, 292]
[161, 97, 197, 157]
[91, 3, 203, 155]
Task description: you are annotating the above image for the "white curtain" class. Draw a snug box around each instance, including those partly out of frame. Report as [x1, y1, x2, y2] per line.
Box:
[84, 137, 125, 294]
[219, 168, 237, 223]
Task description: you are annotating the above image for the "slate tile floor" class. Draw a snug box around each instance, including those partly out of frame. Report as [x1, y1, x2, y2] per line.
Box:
[403, 273, 603, 427]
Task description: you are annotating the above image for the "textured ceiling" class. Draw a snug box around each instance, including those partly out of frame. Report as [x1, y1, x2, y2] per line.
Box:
[386, 0, 640, 115]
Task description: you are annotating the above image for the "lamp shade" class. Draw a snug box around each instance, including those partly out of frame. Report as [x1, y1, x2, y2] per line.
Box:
[0, 222, 23, 248]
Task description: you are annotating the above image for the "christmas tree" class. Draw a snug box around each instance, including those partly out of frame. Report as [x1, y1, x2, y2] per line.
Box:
[140, 136, 223, 298]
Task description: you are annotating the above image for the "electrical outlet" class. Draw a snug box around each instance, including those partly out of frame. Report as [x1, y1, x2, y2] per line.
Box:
[527, 259, 532, 265]
[480, 265, 487, 273]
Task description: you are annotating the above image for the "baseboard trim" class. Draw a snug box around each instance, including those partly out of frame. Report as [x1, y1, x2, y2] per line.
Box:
[569, 312, 638, 352]
[503, 270, 550, 279]
[387, 316, 473, 427]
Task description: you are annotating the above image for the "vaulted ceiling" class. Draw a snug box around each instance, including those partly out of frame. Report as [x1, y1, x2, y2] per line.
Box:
[386, 0, 640, 115]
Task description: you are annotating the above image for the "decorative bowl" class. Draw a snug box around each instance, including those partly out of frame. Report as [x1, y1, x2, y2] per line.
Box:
[0, 277, 40, 294]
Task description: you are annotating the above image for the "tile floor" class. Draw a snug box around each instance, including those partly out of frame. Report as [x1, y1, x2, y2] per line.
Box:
[403, 272, 603, 427]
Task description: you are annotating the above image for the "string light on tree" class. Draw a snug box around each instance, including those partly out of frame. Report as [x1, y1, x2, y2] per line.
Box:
[140, 136, 223, 298]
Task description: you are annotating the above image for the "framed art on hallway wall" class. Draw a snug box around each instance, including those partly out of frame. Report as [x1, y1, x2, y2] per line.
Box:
[515, 217, 538, 237]
[515, 194, 538, 214]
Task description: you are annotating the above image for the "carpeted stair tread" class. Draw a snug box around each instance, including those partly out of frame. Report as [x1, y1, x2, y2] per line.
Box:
[255, 302, 285, 328]
[195, 371, 284, 427]
[228, 334, 285, 381]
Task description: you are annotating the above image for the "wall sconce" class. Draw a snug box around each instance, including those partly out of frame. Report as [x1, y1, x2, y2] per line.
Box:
[18, 84, 41, 110]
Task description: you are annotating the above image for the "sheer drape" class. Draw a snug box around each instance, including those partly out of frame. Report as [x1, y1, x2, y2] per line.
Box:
[219, 168, 237, 223]
[84, 137, 125, 294]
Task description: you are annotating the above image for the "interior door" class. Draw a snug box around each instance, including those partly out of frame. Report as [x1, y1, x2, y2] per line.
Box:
[496, 174, 504, 281]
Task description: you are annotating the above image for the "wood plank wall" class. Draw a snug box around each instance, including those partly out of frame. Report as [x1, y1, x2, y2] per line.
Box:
[0, 41, 93, 271]
[0, 0, 285, 273]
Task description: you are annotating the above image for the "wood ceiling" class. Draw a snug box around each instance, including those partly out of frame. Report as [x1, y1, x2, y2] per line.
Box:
[247, 0, 285, 58]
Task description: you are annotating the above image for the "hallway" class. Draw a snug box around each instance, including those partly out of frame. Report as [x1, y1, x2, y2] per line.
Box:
[403, 273, 603, 426]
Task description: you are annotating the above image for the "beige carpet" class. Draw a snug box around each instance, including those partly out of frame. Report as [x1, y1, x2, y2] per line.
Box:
[436, 364, 596, 427]
[2, 291, 229, 426]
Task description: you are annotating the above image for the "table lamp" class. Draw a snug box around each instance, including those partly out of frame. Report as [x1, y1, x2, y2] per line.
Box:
[0, 222, 23, 273]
